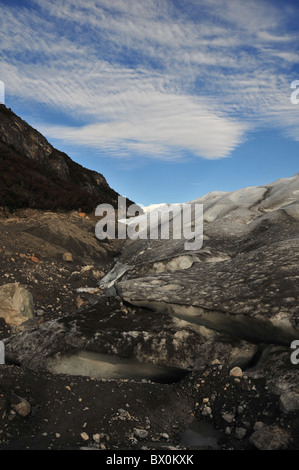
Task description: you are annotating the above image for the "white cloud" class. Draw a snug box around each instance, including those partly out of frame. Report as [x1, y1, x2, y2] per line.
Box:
[0, 0, 298, 160]
[37, 92, 249, 159]
[258, 32, 297, 43]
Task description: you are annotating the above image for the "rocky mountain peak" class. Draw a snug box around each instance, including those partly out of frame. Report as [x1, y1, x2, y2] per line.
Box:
[0, 104, 124, 213]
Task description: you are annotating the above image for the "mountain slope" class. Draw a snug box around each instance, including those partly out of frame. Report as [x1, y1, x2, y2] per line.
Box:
[0, 105, 123, 212]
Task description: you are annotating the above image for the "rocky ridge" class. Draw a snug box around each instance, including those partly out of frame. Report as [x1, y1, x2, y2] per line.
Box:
[0, 104, 126, 212]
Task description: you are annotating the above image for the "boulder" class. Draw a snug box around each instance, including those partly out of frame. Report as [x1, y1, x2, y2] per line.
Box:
[10, 395, 31, 418]
[0, 283, 34, 327]
[279, 391, 299, 414]
[249, 425, 291, 450]
[229, 366, 243, 378]
[63, 252, 73, 262]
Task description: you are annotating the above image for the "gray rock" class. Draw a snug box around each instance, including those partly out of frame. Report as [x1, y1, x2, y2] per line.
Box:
[249, 425, 291, 450]
[229, 366, 243, 378]
[253, 421, 265, 431]
[10, 395, 31, 418]
[235, 427, 247, 440]
[221, 412, 235, 424]
[279, 391, 299, 414]
[134, 428, 148, 439]
[201, 406, 212, 416]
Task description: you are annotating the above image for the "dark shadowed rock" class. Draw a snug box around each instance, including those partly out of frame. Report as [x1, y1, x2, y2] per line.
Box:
[0, 104, 125, 212]
[245, 344, 299, 396]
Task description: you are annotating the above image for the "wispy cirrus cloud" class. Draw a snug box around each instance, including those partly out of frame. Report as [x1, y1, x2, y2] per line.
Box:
[0, 0, 298, 160]
[38, 93, 248, 160]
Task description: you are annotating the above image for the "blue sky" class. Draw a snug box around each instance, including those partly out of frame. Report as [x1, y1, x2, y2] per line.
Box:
[0, 0, 299, 206]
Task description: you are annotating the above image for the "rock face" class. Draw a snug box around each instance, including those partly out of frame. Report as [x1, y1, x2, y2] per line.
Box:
[4, 296, 258, 374]
[0, 283, 34, 327]
[0, 104, 124, 212]
[113, 174, 299, 346]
